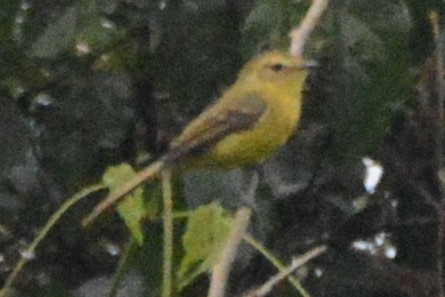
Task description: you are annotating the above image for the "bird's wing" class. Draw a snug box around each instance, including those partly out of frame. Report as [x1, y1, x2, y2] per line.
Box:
[163, 93, 266, 166]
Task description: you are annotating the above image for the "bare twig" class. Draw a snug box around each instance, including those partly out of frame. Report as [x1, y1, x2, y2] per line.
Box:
[245, 245, 327, 297]
[289, 0, 329, 57]
[161, 169, 174, 297]
[208, 207, 252, 297]
[82, 160, 164, 226]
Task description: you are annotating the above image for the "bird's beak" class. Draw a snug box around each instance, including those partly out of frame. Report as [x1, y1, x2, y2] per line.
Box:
[299, 60, 318, 70]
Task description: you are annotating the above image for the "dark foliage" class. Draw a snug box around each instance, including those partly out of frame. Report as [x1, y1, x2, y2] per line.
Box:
[0, 0, 445, 296]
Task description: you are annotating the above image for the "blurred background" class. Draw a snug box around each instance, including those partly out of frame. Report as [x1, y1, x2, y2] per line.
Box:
[0, 0, 445, 296]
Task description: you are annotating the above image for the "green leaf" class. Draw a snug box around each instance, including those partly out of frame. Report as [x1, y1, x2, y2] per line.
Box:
[103, 164, 144, 244]
[118, 181, 162, 245]
[102, 163, 137, 192]
[117, 187, 145, 245]
[102, 164, 160, 245]
[177, 202, 232, 290]
[27, 6, 77, 58]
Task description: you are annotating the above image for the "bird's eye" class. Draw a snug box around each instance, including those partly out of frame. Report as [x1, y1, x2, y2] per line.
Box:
[270, 63, 284, 72]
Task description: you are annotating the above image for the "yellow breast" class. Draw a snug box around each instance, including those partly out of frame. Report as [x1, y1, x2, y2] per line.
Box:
[196, 85, 302, 169]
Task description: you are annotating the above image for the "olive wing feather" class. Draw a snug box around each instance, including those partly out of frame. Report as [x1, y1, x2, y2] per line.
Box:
[163, 94, 266, 166]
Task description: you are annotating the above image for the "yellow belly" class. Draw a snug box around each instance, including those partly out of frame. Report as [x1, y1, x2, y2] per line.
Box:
[191, 93, 301, 169]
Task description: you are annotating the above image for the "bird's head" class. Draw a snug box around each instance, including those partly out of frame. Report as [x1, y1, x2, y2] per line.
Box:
[238, 51, 315, 85]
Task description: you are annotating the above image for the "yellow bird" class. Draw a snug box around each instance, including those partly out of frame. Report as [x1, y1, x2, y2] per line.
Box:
[83, 50, 312, 225]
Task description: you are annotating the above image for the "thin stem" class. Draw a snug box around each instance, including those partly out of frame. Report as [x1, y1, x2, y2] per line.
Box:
[161, 169, 174, 297]
[289, 0, 329, 57]
[243, 235, 313, 297]
[208, 207, 252, 297]
[83, 160, 164, 226]
[0, 183, 105, 297]
[245, 245, 327, 297]
[109, 239, 139, 297]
